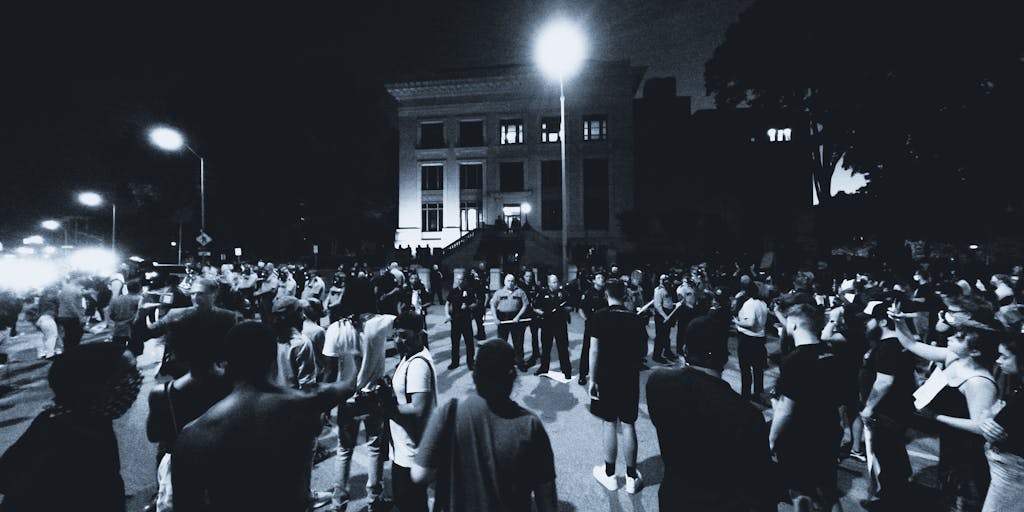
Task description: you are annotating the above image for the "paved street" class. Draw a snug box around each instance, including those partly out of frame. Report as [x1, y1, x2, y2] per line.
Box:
[0, 308, 947, 511]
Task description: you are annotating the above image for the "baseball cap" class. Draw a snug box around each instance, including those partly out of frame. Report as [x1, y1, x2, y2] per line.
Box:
[272, 296, 302, 315]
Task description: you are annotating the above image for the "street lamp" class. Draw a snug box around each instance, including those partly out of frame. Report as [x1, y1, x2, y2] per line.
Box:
[148, 125, 207, 235]
[41, 219, 69, 245]
[536, 20, 586, 280]
[78, 191, 116, 251]
[521, 202, 532, 226]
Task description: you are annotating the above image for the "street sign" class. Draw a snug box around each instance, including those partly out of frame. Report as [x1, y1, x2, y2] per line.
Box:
[234, 247, 242, 257]
[198, 250, 211, 257]
[196, 232, 213, 246]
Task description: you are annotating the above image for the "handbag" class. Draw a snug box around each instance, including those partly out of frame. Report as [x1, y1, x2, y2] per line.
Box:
[156, 381, 179, 512]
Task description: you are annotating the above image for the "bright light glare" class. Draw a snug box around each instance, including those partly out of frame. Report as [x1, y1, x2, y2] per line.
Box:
[0, 258, 60, 292]
[535, 20, 587, 80]
[149, 126, 186, 151]
[78, 191, 103, 207]
[23, 235, 44, 245]
[41, 220, 61, 231]
[969, 244, 980, 250]
[42, 246, 57, 256]
[521, 202, 533, 214]
[15, 247, 36, 256]
[129, 255, 145, 263]
[68, 247, 119, 276]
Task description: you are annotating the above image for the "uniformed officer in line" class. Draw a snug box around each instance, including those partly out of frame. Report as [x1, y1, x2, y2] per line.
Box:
[578, 272, 608, 386]
[652, 273, 680, 364]
[445, 273, 478, 370]
[533, 274, 574, 380]
[490, 274, 530, 370]
[468, 267, 489, 340]
[519, 270, 543, 368]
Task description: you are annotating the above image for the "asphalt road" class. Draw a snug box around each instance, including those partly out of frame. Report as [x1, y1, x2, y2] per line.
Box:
[0, 307, 948, 511]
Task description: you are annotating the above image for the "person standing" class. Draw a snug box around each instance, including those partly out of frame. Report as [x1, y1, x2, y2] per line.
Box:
[469, 268, 489, 340]
[578, 272, 607, 386]
[445, 273, 477, 370]
[301, 271, 326, 303]
[770, 301, 844, 512]
[651, 274, 678, 364]
[300, 299, 328, 383]
[647, 311, 775, 511]
[383, 313, 438, 512]
[491, 274, 530, 371]
[269, 297, 318, 390]
[673, 277, 701, 357]
[520, 270, 543, 368]
[734, 283, 769, 402]
[534, 275, 573, 381]
[254, 266, 279, 323]
[587, 280, 646, 494]
[108, 280, 143, 356]
[411, 340, 558, 512]
[429, 264, 445, 305]
[56, 275, 87, 351]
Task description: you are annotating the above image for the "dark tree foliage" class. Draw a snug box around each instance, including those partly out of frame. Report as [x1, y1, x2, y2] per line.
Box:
[706, 0, 1023, 233]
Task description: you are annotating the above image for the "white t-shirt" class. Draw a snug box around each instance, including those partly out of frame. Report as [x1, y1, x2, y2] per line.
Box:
[736, 297, 769, 337]
[389, 347, 437, 468]
[322, 314, 394, 391]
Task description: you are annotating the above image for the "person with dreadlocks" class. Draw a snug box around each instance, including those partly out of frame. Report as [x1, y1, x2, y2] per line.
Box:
[0, 344, 144, 512]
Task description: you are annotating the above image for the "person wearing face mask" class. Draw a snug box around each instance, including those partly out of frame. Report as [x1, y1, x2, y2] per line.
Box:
[0, 344, 143, 512]
[889, 303, 1000, 512]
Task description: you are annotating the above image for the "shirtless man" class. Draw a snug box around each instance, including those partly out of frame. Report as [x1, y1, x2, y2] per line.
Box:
[172, 321, 358, 512]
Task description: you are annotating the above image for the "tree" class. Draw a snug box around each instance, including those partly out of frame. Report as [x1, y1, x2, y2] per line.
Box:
[705, 0, 1023, 216]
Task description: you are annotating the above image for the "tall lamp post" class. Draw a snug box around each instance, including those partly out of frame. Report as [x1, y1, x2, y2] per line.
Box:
[77, 192, 115, 250]
[536, 20, 586, 280]
[148, 126, 206, 234]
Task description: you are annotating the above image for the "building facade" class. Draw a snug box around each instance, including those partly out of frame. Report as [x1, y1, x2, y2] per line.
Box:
[387, 61, 645, 253]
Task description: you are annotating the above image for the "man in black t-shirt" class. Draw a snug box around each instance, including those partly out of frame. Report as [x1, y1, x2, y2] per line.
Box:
[578, 272, 608, 386]
[647, 305, 774, 512]
[587, 281, 646, 494]
[859, 300, 915, 510]
[770, 301, 844, 512]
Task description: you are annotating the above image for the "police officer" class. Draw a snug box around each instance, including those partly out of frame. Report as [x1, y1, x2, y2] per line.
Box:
[445, 273, 477, 370]
[534, 274, 573, 380]
[652, 274, 680, 364]
[491, 274, 530, 371]
[520, 270, 543, 368]
[578, 272, 608, 386]
[468, 268, 488, 340]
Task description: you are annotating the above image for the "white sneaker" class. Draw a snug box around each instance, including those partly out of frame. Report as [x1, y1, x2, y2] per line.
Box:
[625, 470, 644, 494]
[592, 465, 618, 491]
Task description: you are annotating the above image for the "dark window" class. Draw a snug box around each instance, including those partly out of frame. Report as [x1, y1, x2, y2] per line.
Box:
[540, 117, 561, 143]
[583, 159, 609, 230]
[499, 162, 524, 192]
[541, 161, 562, 230]
[459, 121, 485, 147]
[459, 164, 482, 190]
[421, 202, 443, 232]
[419, 122, 445, 149]
[499, 119, 524, 145]
[421, 165, 444, 191]
[582, 116, 608, 141]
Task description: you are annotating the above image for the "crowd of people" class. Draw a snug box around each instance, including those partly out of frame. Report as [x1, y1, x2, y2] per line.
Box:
[0, 255, 1023, 511]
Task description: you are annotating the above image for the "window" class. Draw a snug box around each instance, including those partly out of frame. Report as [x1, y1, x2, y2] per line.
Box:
[540, 117, 561, 143]
[583, 159, 609, 230]
[459, 164, 482, 190]
[460, 202, 481, 231]
[767, 127, 791, 142]
[419, 122, 445, 149]
[459, 121, 484, 147]
[421, 164, 443, 191]
[582, 115, 608, 141]
[499, 119, 524, 145]
[502, 204, 522, 227]
[499, 162, 524, 192]
[421, 202, 443, 233]
[541, 161, 561, 230]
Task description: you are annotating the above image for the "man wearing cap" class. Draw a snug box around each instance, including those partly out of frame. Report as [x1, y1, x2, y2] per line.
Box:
[491, 274, 530, 371]
[270, 296, 317, 390]
[859, 300, 919, 510]
[647, 300, 774, 511]
[587, 280, 647, 494]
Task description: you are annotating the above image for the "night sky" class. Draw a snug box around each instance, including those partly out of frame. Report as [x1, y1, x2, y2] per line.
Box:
[0, 1, 750, 259]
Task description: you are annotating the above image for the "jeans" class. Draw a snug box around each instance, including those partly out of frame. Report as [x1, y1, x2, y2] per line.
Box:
[983, 445, 1024, 512]
[333, 410, 384, 507]
[864, 417, 912, 504]
[391, 464, 428, 512]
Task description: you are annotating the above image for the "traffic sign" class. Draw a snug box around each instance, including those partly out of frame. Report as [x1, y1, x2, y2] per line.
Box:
[196, 231, 213, 246]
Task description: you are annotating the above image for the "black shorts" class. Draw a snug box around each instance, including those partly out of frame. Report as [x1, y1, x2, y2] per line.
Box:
[589, 385, 639, 424]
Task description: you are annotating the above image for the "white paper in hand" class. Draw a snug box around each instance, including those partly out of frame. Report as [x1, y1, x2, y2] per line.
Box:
[914, 368, 948, 410]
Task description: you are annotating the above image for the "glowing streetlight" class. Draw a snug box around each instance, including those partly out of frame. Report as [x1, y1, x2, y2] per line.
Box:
[535, 19, 586, 280]
[41, 220, 61, 231]
[23, 235, 44, 245]
[521, 202, 532, 226]
[77, 191, 116, 251]
[147, 125, 207, 235]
